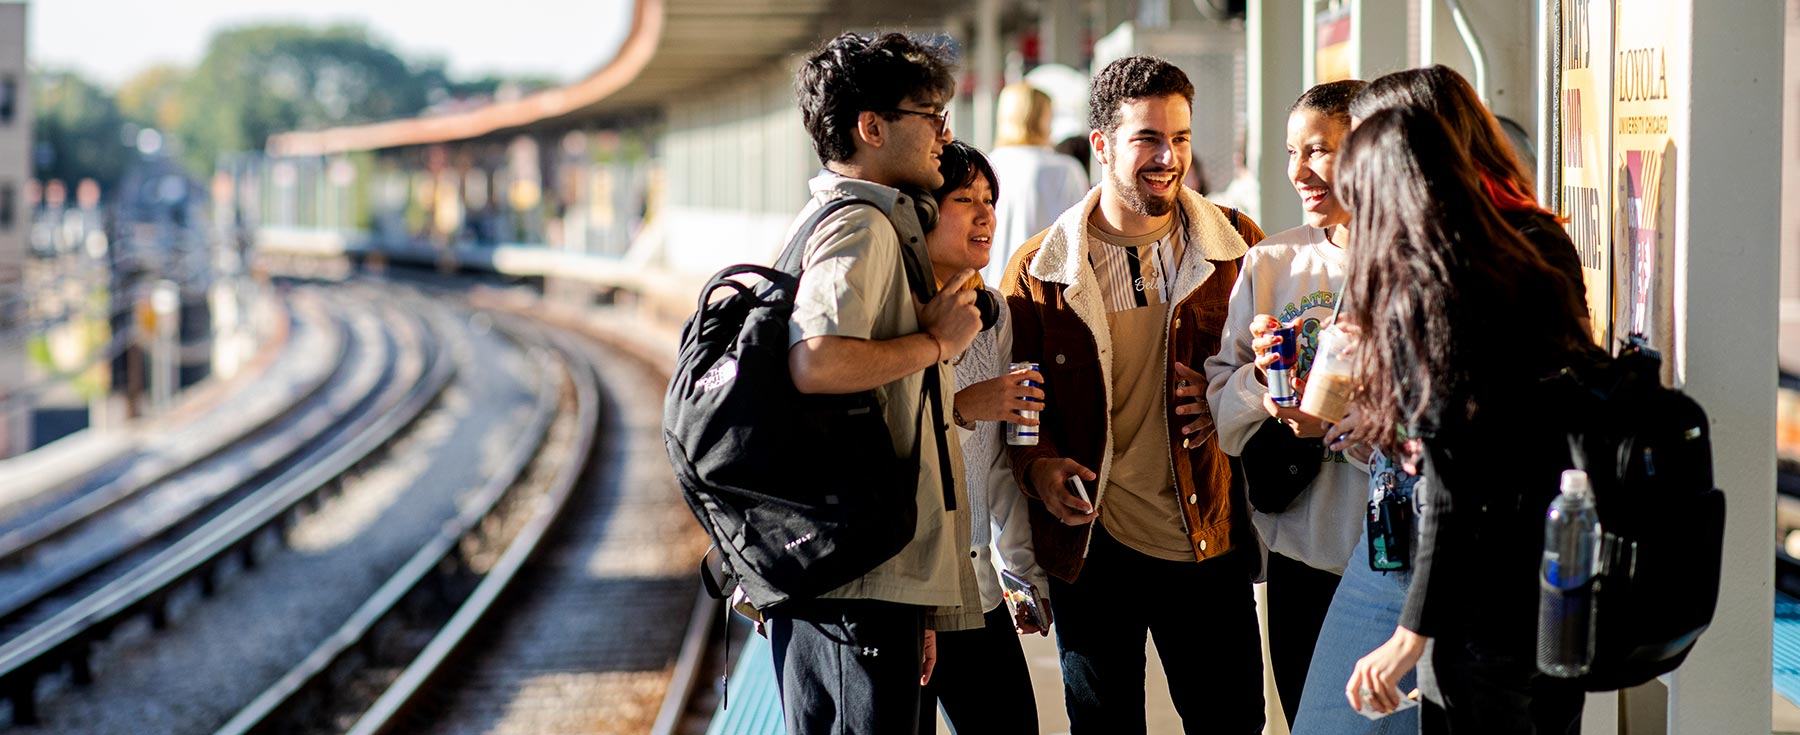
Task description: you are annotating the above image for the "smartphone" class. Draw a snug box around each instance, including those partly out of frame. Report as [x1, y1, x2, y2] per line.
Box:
[1355, 689, 1421, 720]
[999, 569, 1052, 634]
[1065, 476, 1092, 508]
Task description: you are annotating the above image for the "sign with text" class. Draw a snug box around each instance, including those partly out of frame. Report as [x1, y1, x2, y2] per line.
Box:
[1558, 0, 1612, 347]
[1612, 0, 1684, 383]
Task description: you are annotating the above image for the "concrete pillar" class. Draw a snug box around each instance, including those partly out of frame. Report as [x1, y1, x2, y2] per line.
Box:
[1352, 0, 1411, 80]
[1039, 0, 1087, 70]
[0, 3, 29, 457]
[1666, 0, 1782, 732]
[1781, 0, 1800, 370]
[975, 0, 1003, 151]
[1248, 0, 1306, 235]
[1421, 0, 1539, 135]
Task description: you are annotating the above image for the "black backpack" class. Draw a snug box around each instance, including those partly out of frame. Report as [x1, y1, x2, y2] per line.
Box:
[1553, 342, 1725, 690]
[663, 195, 953, 610]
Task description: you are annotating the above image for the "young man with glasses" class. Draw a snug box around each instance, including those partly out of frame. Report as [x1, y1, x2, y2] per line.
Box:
[772, 31, 985, 735]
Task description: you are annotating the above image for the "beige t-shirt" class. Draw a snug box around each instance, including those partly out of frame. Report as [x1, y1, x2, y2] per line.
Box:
[1088, 217, 1194, 561]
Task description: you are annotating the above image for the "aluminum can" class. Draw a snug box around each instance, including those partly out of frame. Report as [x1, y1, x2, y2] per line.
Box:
[1267, 325, 1300, 406]
[1006, 361, 1041, 446]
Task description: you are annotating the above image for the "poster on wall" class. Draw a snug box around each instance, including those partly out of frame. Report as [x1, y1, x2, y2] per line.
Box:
[1557, 0, 1612, 347]
[1612, 0, 1683, 384]
[1314, 2, 1352, 83]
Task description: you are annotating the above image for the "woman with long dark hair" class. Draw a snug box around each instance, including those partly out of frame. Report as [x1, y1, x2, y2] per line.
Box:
[1335, 107, 1598, 733]
[1348, 65, 1588, 324]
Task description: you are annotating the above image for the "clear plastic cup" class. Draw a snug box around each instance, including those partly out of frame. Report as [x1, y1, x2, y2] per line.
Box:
[1299, 324, 1355, 424]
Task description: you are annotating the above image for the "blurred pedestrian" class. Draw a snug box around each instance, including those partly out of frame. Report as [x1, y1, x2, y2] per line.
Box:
[983, 82, 1091, 287]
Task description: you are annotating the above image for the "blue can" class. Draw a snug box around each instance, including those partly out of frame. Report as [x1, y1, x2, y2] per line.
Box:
[1007, 361, 1041, 446]
[1267, 325, 1300, 406]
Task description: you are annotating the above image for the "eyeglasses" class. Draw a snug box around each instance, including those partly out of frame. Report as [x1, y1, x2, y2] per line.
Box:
[884, 107, 951, 135]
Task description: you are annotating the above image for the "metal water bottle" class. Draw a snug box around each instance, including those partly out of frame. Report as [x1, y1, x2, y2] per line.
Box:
[1538, 469, 1601, 678]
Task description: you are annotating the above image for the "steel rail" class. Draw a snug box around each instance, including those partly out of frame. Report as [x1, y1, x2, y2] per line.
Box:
[0, 301, 402, 630]
[0, 293, 349, 567]
[0, 305, 457, 726]
[341, 324, 602, 735]
[210, 317, 563, 735]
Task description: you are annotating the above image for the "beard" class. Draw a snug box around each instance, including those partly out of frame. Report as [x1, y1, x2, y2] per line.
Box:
[1107, 163, 1182, 218]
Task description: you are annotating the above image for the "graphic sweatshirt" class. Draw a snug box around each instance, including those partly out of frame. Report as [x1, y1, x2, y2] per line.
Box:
[1204, 225, 1369, 573]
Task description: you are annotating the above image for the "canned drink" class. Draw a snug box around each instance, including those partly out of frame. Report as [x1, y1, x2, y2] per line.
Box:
[1007, 361, 1041, 446]
[1267, 325, 1300, 407]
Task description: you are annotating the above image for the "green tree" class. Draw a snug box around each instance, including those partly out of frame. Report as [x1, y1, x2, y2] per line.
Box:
[117, 63, 188, 134]
[175, 23, 437, 174]
[32, 69, 131, 191]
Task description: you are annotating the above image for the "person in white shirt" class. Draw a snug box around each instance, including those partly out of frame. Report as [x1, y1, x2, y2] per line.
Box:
[983, 82, 1091, 287]
[1204, 79, 1385, 731]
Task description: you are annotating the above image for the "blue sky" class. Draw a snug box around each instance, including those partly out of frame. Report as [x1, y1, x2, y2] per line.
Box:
[19, 0, 633, 88]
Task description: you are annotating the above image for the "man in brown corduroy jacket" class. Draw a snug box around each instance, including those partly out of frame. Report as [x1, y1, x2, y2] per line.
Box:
[1001, 55, 1268, 734]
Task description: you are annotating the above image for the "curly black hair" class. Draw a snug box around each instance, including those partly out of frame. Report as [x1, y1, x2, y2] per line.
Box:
[796, 32, 958, 166]
[1088, 56, 1194, 135]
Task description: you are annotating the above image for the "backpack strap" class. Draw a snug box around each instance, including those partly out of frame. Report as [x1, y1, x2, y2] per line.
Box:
[773, 195, 874, 275]
[778, 192, 959, 512]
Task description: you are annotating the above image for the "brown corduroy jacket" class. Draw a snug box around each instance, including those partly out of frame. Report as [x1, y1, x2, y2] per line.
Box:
[1000, 186, 1266, 583]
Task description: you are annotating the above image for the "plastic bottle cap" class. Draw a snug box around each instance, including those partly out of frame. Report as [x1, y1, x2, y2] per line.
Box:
[1560, 469, 1592, 497]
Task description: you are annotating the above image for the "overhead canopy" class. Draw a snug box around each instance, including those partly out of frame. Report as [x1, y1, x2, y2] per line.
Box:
[267, 0, 961, 157]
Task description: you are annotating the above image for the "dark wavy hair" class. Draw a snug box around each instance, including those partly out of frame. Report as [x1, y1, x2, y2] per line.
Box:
[1336, 107, 1588, 451]
[796, 32, 958, 166]
[1291, 79, 1368, 126]
[1088, 56, 1194, 135]
[1348, 65, 1540, 209]
[930, 140, 999, 202]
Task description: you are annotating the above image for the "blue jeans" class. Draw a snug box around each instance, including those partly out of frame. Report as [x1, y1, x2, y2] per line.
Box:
[1290, 526, 1418, 735]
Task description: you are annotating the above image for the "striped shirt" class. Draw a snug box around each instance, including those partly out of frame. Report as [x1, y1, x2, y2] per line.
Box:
[1087, 214, 1185, 314]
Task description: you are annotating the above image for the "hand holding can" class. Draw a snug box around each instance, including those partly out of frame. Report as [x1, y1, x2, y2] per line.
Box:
[1007, 361, 1042, 446]
[1266, 323, 1301, 407]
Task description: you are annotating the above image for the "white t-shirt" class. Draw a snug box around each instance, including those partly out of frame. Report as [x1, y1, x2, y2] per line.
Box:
[1203, 225, 1370, 573]
[985, 144, 1090, 286]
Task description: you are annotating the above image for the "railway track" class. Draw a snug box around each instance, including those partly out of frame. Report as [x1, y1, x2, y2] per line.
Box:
[1, 275, 726, 734]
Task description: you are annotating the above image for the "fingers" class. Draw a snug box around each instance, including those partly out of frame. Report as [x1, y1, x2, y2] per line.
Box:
[947, 268, 978, 292]
[1323, 421, 1356, 448]
[1248, 314, 1279, 338]
[920, 629, 937, 685]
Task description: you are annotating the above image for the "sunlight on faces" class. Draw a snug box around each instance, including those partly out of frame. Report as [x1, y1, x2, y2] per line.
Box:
[1286, 107, 1351, 231]
[927, 176, 997, 276]
[1093, 95, 1190, 218]
[867, 94, 953, 192]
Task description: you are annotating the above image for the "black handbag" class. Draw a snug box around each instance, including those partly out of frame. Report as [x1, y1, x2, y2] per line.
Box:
[1237, 417, 1323, 513]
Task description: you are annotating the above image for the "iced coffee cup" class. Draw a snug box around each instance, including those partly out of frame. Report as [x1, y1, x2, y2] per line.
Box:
[1299, 324, 1355, 424]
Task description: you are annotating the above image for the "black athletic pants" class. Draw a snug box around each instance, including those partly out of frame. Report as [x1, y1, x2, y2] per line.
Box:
[768, 598, 927, 735]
